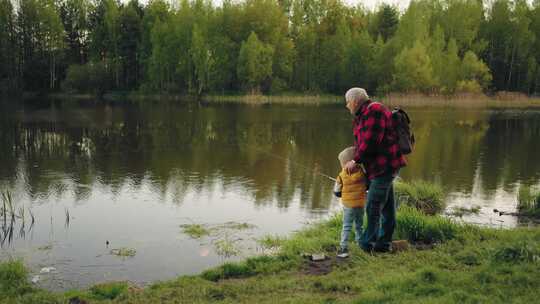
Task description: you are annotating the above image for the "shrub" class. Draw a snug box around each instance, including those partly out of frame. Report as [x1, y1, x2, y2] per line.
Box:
[0, 260, 33, 298]
[62, 62, 112, 96]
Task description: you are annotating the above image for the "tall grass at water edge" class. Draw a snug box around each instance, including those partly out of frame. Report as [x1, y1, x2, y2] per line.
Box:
[394, 180, 445, 215]
[518, 185, 540, 217]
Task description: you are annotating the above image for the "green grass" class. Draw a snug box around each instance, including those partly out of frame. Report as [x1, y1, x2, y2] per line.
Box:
[1, 208, 539, 303]
[180, 224, 211, 239]
[89, 282, 129, 300]
[517, 185, 540, 217]
[394, 180, 445, 214]
[109, 247, 137, 257]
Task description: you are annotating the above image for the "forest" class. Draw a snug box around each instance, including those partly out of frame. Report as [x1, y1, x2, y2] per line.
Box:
[0, 0, 539, 97]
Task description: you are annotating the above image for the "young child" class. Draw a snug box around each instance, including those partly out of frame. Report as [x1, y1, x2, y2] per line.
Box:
[333, 146, 368, 258]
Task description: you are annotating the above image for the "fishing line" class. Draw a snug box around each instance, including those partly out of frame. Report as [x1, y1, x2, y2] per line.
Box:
[248, 145, 337, 183]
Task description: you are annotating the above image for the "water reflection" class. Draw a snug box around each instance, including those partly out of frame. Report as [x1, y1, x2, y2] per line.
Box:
[2, 104, 540, 219]
[0, 101, 539, 289]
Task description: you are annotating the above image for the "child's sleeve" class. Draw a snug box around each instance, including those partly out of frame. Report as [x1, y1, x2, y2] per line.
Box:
[333, 175, 343, 198]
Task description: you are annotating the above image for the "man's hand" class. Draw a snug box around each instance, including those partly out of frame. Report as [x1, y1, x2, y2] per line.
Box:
[345, 160, 359, 175]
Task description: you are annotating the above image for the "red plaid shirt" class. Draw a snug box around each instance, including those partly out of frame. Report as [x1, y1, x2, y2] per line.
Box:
[353, 100, 407, 180]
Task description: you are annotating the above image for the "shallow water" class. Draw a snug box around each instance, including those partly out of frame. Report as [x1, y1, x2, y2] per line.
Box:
[0, 100, 539, 290]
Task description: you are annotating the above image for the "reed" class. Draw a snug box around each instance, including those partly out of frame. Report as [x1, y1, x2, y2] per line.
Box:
[517, 185, 540, 217]
[65, 208, 70, 226]
[204, 94, 340, 105]
[0, 190, 36, 246]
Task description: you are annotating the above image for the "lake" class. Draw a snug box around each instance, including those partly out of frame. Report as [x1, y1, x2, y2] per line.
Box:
[1, 100, 539, 290]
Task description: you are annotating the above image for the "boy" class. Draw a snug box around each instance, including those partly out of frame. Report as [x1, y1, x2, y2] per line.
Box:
[333, 146, 368, 258]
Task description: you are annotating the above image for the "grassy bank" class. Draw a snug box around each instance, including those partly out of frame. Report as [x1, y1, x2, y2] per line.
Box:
[1, 205, 539, 303]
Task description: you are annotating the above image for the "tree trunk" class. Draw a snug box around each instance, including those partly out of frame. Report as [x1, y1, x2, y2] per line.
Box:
[507, 44, 516, 91]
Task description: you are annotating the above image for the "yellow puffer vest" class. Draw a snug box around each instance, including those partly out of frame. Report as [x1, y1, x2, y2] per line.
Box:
[337, 169, 367, 208]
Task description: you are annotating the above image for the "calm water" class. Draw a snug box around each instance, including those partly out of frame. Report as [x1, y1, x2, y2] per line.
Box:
[1, 100, 539, 290]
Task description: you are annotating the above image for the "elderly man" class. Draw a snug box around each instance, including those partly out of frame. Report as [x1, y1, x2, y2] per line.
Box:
[344, 88, 406, 252]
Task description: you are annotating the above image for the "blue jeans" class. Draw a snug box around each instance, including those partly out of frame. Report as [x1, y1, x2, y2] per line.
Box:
[361, 172, 397, 251]
[340, 206, 364, 250]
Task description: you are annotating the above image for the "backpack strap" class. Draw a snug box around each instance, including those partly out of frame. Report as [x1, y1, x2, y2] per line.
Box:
[367, 101, 382, 110]
[394, 107, 411, 124]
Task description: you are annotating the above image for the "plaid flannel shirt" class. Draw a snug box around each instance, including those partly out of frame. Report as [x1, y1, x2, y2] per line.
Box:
[352, 100, 407, 180]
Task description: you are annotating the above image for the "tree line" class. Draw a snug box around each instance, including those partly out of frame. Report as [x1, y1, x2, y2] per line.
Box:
[1, 0, 539, 97]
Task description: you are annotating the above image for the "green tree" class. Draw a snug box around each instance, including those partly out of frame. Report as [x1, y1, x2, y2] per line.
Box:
[191, 24, 214, 97]
[531, 1, 540, 94]
[393, 40, 434, 93]
[59, 0, 90, 65]
[441, 38, 461, 93]
[104, 0, 120, 87]
[458, 50, 492, 92]
[440, 0, 483, 54]
[0, 0, 17, 93]
[237, 32, 274, 93]
[429, 25, 445, 91]
[346, 31, 375, 90]
[17, 0, 64, 91]
[482, 0, 513, 90]
[118, 0, 143, 89]
[507, 0, 535, 92]
[291, 25, 319, 91]
[148, 17, 180, 91]
[139, 0, 170, 86]
[320, 18, 351, 93]
[369, 4, 398, 42]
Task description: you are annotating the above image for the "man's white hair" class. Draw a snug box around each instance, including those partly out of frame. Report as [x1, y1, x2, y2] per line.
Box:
[345, 88, 369, 103]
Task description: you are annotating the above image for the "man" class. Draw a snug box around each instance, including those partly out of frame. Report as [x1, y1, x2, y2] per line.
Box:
[344, 88, 406, 252]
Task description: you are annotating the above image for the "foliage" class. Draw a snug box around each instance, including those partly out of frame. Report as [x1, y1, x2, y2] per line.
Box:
[237, 32, 274, 93]
[62, 62, 112, 95]
[0, 259, 33, 298]
[1, 0, 540, 96]
[393, 40, 435, 93]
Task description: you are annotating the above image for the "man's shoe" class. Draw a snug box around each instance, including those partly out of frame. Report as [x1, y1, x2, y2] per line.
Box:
[373, 244, 392, 253]
[337, 247, 349, 258]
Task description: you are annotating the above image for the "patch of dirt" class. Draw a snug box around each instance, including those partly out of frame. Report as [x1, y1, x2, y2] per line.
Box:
[68, 297, 88, 304]
[301, 256, 349, 276]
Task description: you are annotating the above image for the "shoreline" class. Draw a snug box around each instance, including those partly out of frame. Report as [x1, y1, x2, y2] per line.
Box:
[12, 91, 540, 108]
[1, 206, 539, 303]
